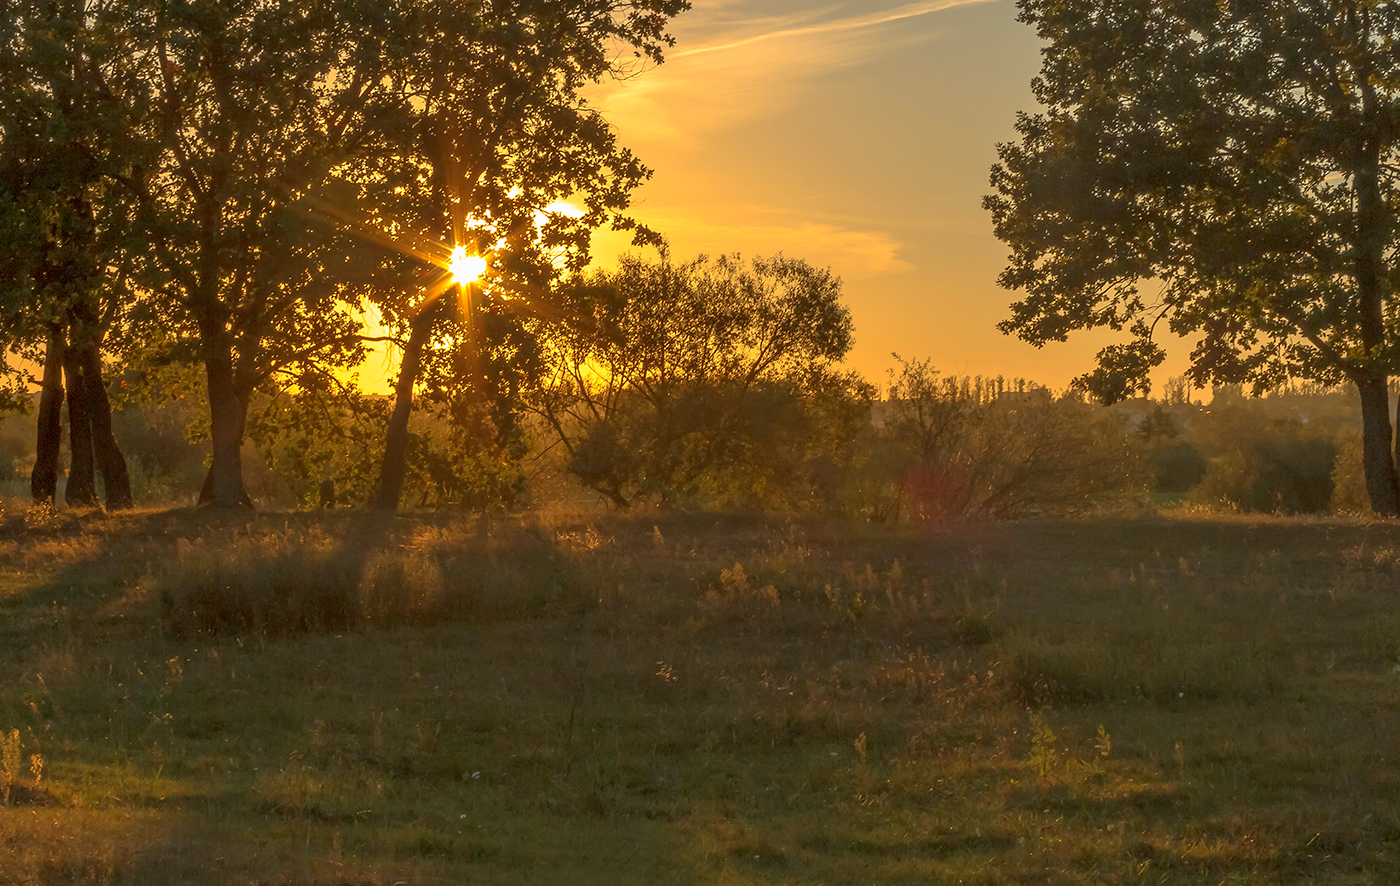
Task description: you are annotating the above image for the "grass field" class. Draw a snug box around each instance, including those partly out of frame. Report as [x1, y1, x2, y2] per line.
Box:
[1, 505, 1399, 884]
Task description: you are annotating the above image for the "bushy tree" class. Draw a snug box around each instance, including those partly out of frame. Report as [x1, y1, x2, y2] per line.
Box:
[534, 252, 868, 508]
[125, 0, 408, 508]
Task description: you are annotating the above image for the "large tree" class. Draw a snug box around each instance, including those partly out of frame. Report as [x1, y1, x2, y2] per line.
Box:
[0, 0, 139, 510]
[987, 0, 1400, 515]
[342, 0, 689, 511]
[130, 0, 402, 508]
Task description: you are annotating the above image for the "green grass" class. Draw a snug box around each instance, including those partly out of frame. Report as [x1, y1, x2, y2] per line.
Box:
[1, 504, 1399, 883]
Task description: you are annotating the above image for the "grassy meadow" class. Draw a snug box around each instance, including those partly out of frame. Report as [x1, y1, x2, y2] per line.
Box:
[0, 505, 1399, 884]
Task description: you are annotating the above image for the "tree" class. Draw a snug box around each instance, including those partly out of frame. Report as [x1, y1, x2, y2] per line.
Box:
[344, 0, 689, 512]
[533, 252, 865, 508]
[126, 0, 408, 508]
[986, 0, 1400, 515]
[0, 0, 139, 510]
[870, 361, 1137, 521]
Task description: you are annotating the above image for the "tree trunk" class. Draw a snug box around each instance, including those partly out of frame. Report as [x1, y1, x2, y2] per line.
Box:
[62, 340, 98, 507]
[370, 304, 441, 511]
[199, 342, 253, 509]
[1358, 376, 1399, 516]
[31, 326, 65, 504]
[79, 343, 132, 509]
[1352, 74, 1398, 516]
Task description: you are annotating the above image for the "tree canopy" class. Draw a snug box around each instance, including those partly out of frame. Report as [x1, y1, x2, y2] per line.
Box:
[0, 0, 690, 510]
[986, 0, 1400, 514]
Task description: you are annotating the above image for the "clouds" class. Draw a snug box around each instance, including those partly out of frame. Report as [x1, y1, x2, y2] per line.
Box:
[675, 0, 1001, 61]
[592, 0, 998, 148]
[587, 1, 1007, 280]
[594, 203, 913, 279]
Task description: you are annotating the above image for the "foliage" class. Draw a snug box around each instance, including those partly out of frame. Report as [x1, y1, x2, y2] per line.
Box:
[1189, 404, 1340, 514]
[1134, 407, 1207, 495]
[534, 251, 867, 509]
[987, 0, 1400, 513]
[1332, 430, 1369, 514]
[1144, 440, 1208, 495]
[869, 359, 1140, 521]
[244, 386, 391, 509]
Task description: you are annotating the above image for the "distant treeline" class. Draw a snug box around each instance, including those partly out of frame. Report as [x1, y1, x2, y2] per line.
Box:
[0, 348, 1373, 518]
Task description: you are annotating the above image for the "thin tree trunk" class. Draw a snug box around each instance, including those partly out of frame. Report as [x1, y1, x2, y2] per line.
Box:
[62, 340, 98, 507]
[80, 344, 132, 509]
[1358, 376, 1399, 516]
[370, 304, 441, 511]
[1353, 72, 1399, 515]
[31, 326, 65, 504]
[66, 299, 134, 510]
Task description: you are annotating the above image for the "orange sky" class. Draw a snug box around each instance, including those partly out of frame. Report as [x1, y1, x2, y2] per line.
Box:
[587, 0, 1193, 394]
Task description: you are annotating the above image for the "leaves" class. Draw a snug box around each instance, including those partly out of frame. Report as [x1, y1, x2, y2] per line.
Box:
[989, 0, 1400, 393]
[532, 252, 864, 508]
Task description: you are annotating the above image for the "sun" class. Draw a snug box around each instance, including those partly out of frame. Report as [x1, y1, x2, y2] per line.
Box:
[448, 246, 487, 285]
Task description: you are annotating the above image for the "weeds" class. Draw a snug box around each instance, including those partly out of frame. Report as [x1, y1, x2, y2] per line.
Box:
[1, 729, 18, 804]
[1, 728, 45, 808]
[1028, 714, 1059, 783]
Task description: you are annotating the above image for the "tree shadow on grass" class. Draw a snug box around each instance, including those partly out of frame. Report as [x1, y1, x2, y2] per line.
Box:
[0, 507, 589, 886]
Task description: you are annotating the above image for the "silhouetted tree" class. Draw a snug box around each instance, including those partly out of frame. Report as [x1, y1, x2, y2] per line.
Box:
[128, 0, 404, 508]
[352, 0, 689, 511]
[987, 0, 1400, 515]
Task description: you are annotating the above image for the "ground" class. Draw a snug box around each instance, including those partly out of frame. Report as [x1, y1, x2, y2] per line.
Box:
[0, 505, 1398, 884]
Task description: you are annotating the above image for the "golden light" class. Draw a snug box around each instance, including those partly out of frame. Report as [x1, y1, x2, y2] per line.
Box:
[448, 246, 487, 285]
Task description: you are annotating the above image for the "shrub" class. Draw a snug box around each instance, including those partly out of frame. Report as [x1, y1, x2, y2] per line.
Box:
[532, 252, 867, 509]
[871, 360, 1141, 521]
[1192, 412, 1338, 513]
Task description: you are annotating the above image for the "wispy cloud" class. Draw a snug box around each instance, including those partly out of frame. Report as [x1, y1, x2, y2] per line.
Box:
[674, 0, 999, 60]
[593, 203, 914, 279]
[593, 0, 999, 147]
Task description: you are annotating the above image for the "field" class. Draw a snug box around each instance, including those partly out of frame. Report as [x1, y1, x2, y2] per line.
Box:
[1, 506, 1399, 884]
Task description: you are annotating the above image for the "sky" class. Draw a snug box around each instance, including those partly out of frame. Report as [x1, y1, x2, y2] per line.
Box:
[585, 0, 1184, 393]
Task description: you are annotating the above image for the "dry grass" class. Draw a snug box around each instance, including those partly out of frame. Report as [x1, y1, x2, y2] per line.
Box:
[0, 504, 1398, 883]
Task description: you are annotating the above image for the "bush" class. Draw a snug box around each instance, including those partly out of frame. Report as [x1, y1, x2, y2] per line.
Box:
[534, 252, 867, 509]
[1146, 439, 1208, 493]
[1192, 411, 1338, 513]
[868, 360, 1141, 521]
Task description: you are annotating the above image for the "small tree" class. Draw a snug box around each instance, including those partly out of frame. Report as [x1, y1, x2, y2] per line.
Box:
[534, 252, 866, 508]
